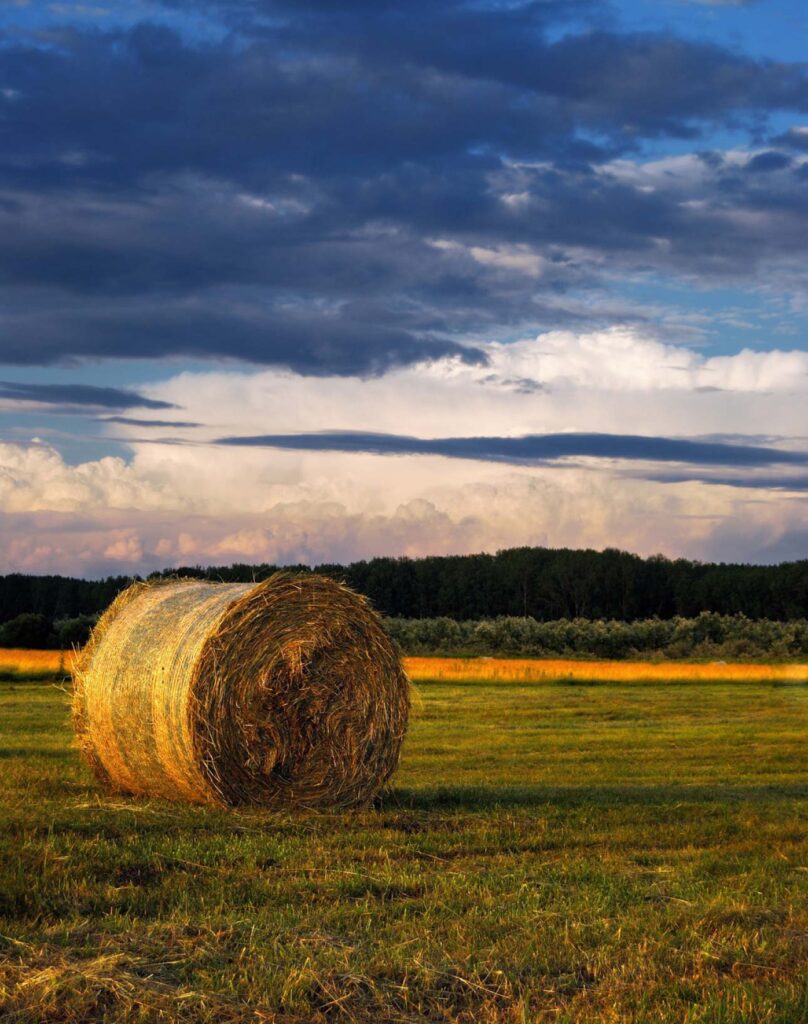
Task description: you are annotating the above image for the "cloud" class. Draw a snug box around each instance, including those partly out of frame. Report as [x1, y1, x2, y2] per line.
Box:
[481, 329, 808, 392]
[0, 381, 177, 410]
[1, 143, 806, 369]
[681, 1, 758, 6]
[216, 429, 808, 469]
[0, 290, 485, 374]
[102, 531, 143, 562]
[774, 125, 808, 150]
[744, 150, 792, 173]
[101, 416, 202, 428]
[640, 470, 808, 492]
[0, 5, 806, 372]
[0, 441, 179, 514]
[6, 10, 804, 187]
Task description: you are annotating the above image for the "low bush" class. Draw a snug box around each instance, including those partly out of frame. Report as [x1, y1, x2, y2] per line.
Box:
[385, 611, 808, 660]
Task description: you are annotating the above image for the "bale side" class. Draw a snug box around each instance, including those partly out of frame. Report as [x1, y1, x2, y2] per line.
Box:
[73, 579, 251, 804]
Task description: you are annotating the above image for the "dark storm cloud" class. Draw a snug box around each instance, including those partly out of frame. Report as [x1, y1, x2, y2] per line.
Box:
[682, 1, 759, 6]
[4, 9, 804, 187]
[744, 150, 792, 172]
[0, 2, 807, 371]
[0, 381, 176, 410]
[0, 294, 485, 373]
[772, 126, 808, 150]
[215, 430, 808, 469]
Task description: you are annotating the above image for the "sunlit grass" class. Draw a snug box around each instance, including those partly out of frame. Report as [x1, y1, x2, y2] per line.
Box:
[405, 655, 808, 683]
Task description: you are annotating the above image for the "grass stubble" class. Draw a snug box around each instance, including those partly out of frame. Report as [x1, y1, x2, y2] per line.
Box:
[0, 661, 805, 1022]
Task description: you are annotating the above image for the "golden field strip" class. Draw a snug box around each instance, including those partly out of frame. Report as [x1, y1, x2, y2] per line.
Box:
[405, 655, 808, 682]
[1, 647, 806, 682]
[0, 647, 76, 677]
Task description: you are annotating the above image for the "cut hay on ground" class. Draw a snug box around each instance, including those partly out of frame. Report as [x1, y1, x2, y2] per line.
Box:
[73, 573, 410, 809]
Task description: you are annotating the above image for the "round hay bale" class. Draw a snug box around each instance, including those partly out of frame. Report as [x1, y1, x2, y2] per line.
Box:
[73, 572, 410, 809]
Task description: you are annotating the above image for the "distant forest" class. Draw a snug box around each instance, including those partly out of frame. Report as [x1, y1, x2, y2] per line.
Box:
[0, 546, 806, 650]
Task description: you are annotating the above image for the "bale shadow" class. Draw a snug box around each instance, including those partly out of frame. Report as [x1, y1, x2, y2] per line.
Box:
[414, 677, 808, 689]
[383, 781, 808, 812]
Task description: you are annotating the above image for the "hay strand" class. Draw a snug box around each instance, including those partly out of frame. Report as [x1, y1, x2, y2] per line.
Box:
[73, 573, 410, 809]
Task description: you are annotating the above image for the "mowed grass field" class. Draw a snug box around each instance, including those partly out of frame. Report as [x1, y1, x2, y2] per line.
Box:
[0, 659, 806, 1023]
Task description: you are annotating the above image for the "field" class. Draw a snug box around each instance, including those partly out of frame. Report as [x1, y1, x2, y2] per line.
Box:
[0, 659, 806, 1022]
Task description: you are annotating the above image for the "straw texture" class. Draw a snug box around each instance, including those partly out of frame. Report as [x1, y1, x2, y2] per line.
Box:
[73, 573, 410, 808]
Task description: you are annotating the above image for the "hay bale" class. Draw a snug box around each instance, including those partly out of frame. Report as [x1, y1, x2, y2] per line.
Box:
[73, 572, 410, 809]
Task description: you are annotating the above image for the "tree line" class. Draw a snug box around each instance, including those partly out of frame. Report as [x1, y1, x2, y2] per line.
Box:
[0, 546, 806, 649]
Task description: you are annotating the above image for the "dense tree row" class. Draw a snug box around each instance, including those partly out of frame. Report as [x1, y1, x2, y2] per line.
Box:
[0, 574, 127, 624]
[0, 547, 806, 650]
[386, 612, 808, 661]
[152, 547, 808, 621]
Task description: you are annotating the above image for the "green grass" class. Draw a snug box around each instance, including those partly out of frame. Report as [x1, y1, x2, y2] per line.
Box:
[1, 675, 806, 1023]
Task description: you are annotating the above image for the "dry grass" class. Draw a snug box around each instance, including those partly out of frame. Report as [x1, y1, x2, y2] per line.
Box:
[74, 573, 410, 810]
[0, 945, 237, 1023]
[405, 656, 808, 683]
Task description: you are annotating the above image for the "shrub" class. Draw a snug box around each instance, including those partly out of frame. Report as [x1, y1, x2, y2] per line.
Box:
[384, 613, 808, 660]
[0, 613, 53, 649]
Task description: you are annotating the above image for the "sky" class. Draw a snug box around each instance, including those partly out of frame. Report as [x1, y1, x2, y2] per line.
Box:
[0, 0, 806, 577]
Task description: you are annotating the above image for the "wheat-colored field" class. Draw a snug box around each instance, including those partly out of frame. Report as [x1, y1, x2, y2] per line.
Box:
[0, 648, 76, 677]
[404, 655, 808, 682]
[1, 648, 806, 683]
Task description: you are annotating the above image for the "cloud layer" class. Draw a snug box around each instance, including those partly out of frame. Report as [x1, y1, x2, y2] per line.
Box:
[0, 327, 804, 574]
[0, 381, 175, 411]
[0, 2, 807, 373]
[217, 430, 808, 469]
